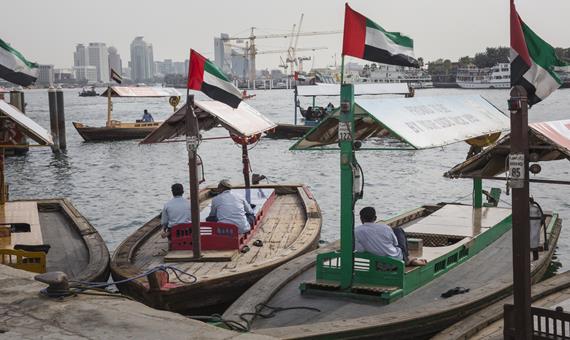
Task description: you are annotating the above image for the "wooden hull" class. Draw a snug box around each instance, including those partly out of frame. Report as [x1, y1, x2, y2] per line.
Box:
[264, 123, 312, 139]
[73, 121, 158, 141]
[5, 199, 110, 282]
[110, 184, 322, 313]
[222, 204, 562, 339]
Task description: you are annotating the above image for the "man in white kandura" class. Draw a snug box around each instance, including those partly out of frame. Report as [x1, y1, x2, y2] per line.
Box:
[160, 183, 191, 237]
[208, 180, 254, 234]
[355, 206, 426, 266]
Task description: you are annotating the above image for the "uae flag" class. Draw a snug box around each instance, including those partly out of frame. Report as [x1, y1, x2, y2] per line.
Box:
[188, 49, 242, 109]
[110, 68, 122, 84]
[0, 38, 37, 87]
[511, 0, 566, 106]
[342, 4, 419, 68]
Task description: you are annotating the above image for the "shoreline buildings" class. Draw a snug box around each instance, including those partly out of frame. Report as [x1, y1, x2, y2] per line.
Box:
[130, 37, 154, 83]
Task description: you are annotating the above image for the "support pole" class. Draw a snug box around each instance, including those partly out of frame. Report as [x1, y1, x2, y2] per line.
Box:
[56, 86, 67, 150]
[9, 89, 28, 155]
[473, 178, 483, 208]
[0, 148, 6, 205]
[106, 86, 112, 127]
[339, 83, 355, 289]
[508, 85, 531, 340]
[185, 94, 201, 259]
[294, 86, 298, 125]
[242, 143, 251, 189]
[48, 87, 60, 153]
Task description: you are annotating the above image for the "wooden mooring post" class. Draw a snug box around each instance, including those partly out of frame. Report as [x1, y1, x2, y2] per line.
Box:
[55, 86, 66, 150]
[48, 87, 60, 153]
[506, 85, 531, 340]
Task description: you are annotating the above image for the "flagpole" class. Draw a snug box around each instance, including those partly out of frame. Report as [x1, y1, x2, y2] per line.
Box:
[186, 87, 202, 259]
[340, 55, 345, 84]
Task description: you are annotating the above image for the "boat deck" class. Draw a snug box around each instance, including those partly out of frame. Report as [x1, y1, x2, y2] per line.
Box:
[223, 205, 560, 339]
[0, 199, 109, 282]
[132, 190, 310, 282]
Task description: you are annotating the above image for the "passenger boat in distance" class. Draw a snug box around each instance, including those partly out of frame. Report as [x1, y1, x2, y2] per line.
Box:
[110, 99, 322, 313]
[0, 101, 109, 282]
[73, 86, 181, 142]
[222, 92, 561, 338]
[264, 83, 413, 139]
[78, 86, 99, 97]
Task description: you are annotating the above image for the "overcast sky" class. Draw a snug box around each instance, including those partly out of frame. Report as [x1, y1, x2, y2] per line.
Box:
[4, 0, 570, 70]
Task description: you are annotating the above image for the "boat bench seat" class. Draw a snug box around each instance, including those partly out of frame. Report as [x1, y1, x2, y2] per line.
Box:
[170, 188, 276, 251]
[0, 202, 43, 250]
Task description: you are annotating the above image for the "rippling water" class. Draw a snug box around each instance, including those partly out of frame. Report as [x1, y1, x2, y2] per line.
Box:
[7, 87, 570, 267]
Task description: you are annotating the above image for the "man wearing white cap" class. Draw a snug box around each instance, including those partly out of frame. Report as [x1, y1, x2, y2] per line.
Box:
[208, 180, 254, 234]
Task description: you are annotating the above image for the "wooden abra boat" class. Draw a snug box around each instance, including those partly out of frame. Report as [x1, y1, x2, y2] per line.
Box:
[0, 100, 109, 282]
[223, 203, 560, 338]
[111, 184, 321, 313]
[111, 97, 321, 313]
[73, 86, 180, 142]
[265, 83, 412, 139]
[0, 199, 110, 282]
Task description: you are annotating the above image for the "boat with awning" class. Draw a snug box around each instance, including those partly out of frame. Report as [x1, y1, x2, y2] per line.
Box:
[266, 83, 412, 139]
[111, 99, 322, 313]
[0, 100, 109, 282]
[222, 93, 561, 339]
[72, 86, 181, 141]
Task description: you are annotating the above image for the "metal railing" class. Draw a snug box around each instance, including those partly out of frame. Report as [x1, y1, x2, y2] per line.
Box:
[504, 303, 570, 339]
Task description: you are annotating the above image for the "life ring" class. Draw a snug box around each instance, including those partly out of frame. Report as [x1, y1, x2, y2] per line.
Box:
[169, 96, 181, 108]
[466, 132, 501, 148]
[230, 133, 261, 145]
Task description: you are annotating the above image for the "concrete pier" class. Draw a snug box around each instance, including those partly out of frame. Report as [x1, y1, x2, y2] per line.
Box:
[0, 265, 273, 340]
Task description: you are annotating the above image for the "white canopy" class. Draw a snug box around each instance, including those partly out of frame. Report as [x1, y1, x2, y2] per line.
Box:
[296, 83, 410, 97]
[292, 95, 510, 150]
[0, 100, 52, 145]
[142, 100, 276, 143]
[101, 86, 181, 97]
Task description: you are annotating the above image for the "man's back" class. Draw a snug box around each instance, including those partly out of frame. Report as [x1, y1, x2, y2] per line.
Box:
[355, 223, 403, 260]
[161, 196, 191, 229]
[210, 190, 252, 234]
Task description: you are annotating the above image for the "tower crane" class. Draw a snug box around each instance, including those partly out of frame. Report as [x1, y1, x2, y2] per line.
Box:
[222, 21, 342, 85]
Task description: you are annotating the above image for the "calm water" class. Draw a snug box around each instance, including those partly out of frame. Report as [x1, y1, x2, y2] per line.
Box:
[7, 87, 570, 267]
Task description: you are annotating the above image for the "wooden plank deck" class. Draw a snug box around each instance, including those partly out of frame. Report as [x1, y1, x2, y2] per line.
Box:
[132, 192, 307, 282]
[0, 201, 43, 248]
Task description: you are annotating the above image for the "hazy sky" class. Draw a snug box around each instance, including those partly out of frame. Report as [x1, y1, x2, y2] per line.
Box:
[4, 0, 570, 70]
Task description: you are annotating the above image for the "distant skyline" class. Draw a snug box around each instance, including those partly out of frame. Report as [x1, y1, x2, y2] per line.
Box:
[4, 0, 570, 70]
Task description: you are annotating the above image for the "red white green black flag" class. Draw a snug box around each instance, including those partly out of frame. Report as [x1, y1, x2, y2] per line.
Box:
[342, 4, 419, 68]
[187, 49, 242, 109]
[0, 38, 37, 87]
[510, 0, 566, 106]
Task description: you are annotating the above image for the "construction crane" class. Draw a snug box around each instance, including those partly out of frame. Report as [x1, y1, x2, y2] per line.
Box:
[222, 21, 342, 85]
[286, 14, 304, 76]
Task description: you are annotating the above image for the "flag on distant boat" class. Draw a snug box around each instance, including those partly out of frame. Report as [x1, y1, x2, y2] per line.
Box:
[110, 68, 122, 84]
[188, 49, 242, 109]
[510, 0, 566, 106]
[342, 4, 419, 68]
[0, 38, 37, 87]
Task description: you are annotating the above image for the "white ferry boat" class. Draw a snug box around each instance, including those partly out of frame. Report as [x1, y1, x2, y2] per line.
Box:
[364, 64, 433, 88]
[456, 63, 510, 89]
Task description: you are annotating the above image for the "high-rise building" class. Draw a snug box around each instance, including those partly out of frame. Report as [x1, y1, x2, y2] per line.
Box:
[88, 43, 109, 82]
[130, 37, 154, 82]
[214, 33, 232, 75]
[74, 66, 98, 83]
[108, 46, 122, 77]
[37, 65, 54, 85]
[73, 44, 89, 81]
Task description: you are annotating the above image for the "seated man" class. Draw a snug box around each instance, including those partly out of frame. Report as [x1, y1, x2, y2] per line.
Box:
[142, 109, 154, 122]
[208, 180, 254, 234]
[160, 183, 191, 237]
[355, 206, 426, 266]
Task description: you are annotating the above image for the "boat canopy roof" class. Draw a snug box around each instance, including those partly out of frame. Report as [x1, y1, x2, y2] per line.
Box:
[141, 100, 276, 144]
[0, 100, 53, 145]
[446, 119, 570, 178]
[100, 86, 181, 97]
[296, 83, 410, 97]
[291, 95, 509, 150]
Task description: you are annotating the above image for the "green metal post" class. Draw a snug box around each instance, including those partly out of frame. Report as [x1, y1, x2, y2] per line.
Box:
[339, 83, 355, 289]
[312, 96, 316, 109]
[473, 178, 483, 208]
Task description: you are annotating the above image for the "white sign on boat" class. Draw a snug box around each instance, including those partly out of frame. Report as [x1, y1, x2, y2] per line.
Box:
[0, 100, 53, 145]
[297, 83, 410, 97]
[292, 95, 510, 150]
